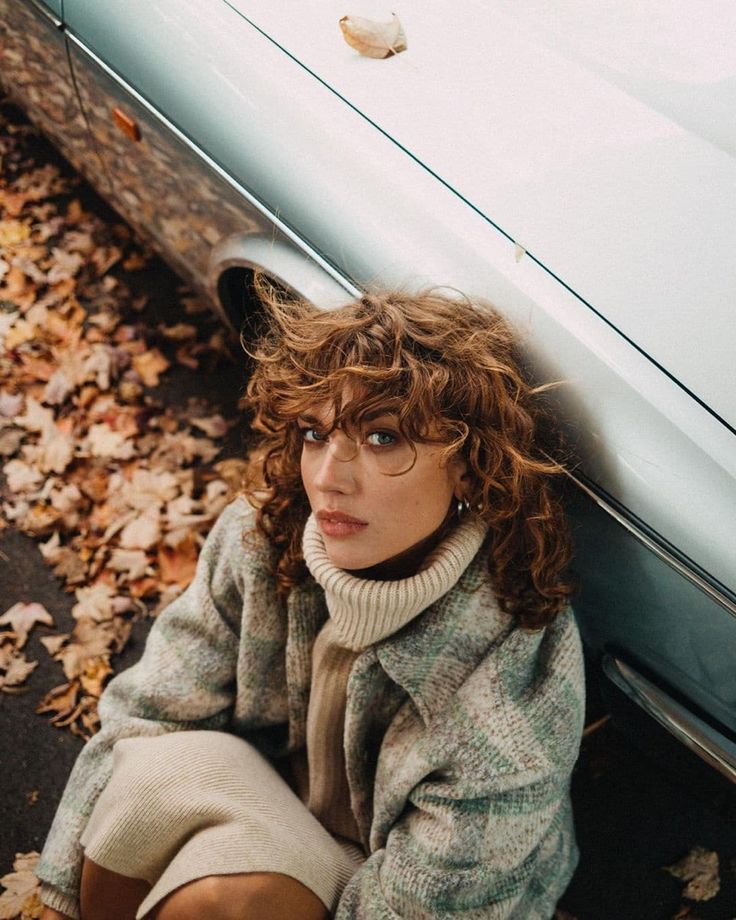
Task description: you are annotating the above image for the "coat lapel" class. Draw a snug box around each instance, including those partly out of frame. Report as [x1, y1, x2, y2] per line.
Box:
[343, 646, 406, 851]
[284, 578, 328, 750]
[343, 554, 510, 849]
[374, 553, 508, 723]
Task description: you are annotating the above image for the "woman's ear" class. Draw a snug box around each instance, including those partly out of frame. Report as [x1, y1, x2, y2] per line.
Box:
[450, 458, 472, 500]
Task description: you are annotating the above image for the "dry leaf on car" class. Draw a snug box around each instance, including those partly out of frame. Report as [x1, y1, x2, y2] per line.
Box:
[339, 13, 407, 58]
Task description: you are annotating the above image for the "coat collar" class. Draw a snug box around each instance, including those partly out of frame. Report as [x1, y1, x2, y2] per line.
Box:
[373, 551, 513, 723]
[284, 545, 510, 743]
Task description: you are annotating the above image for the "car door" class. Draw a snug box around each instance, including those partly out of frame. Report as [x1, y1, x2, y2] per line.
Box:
[61, 0, 353, 323]
[0, 0, 110, 195]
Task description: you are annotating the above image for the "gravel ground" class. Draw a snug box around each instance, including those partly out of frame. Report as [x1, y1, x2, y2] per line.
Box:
[1, 103, 735, 920]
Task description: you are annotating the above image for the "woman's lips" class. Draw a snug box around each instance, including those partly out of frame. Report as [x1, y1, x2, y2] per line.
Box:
[316, 511, 368, 537]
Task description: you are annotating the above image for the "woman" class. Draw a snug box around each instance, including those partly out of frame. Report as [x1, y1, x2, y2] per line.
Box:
[37, 284, 585, 920]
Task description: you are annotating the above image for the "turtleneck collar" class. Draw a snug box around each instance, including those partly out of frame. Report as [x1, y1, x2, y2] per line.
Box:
[302, 512, 488, 651]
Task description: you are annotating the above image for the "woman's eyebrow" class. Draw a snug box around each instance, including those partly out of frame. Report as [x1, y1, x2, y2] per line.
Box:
[297, 409, 399, 426]
[360, 409, 399, 422]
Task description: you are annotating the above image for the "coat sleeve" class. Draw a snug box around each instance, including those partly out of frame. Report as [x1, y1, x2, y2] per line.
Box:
[35, 497, 255, 919]
[334, 766, 579, 920]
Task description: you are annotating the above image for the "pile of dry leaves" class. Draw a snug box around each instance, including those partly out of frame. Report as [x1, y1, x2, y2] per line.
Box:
[0, 102, 248, 746]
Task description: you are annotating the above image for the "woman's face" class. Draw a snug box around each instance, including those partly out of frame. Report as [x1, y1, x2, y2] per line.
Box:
[299, 403, 468, 576]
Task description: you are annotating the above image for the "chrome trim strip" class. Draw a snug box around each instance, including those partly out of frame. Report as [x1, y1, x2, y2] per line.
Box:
[603, 655, 736, 784]
[65, 32, 362, 301]
[26, 0, 62, 28]
[566, 469, 736, 621]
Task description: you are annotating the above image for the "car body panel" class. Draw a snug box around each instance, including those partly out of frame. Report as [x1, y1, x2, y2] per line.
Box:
[0, 0, 109, 194]
[231, 0, 736, 433]
[568, 484, 736, 737]
[58, 0, 736, 597]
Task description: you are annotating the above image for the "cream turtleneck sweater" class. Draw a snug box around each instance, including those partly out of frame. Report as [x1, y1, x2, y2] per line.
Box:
[292, 512, 488, 845]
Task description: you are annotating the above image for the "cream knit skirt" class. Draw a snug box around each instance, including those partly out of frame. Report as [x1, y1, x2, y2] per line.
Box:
[79, 730, 366, 919]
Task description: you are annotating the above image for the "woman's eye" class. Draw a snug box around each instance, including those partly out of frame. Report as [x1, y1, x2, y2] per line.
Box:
[300, 427, 326, 443]
[365, 430, 397, 447]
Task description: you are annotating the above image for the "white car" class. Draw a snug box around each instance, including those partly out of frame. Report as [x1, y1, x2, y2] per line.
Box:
[2, 0, 735, 783]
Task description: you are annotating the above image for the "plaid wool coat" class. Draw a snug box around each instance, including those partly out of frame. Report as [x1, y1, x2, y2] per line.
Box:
[37, 497, 585, 919]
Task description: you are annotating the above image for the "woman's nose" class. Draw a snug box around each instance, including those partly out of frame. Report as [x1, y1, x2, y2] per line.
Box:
[313, 435, 358, 491]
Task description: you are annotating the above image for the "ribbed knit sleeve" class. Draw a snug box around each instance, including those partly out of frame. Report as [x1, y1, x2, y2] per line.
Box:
[35, 497, 257, 918]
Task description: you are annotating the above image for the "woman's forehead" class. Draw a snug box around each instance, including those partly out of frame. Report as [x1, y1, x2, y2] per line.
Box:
[298, 400, 399, 425]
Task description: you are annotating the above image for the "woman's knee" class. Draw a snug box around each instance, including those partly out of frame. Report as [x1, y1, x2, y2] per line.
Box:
[80, 855, 151, 920]
[152, 871, 329, 920]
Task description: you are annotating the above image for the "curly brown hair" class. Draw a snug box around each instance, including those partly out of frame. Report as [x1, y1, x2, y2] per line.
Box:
[241, 275, 573, 630]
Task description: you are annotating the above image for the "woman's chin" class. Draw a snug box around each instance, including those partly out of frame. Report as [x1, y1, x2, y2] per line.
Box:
[324, 546, 380, 573]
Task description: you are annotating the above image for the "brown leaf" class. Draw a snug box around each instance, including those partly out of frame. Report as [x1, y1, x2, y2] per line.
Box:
[0, 652, 38, 690]
[190, 414, 230, 438]
[339, 13, 407, 58]
[39, 424, 75, 474]
[39, 634, 68, 656]
[79, 656, 113, 697]
[214, 457, 249, 493]
[86, 423, 135, 459]
[0, 850, 41, 920]
[0, 603, 54, 649]
[53, 549, 88, 585]
[71, 582, 116, 623]
[0, 428, 24, 456]
[108, 547, 151, 581]
[4, 318, 36, 350]
[665, 846, 720, 901]
[157, 531, 198, 586]
[132, 347, 170, 386]
[2, 459, 43, 493]
[0, 219, 31, 247]
[36, 680, 80, 719]
[55, 618, 117, 680]
[158, 322, 197, 341]
[119, 506, 162, 551]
